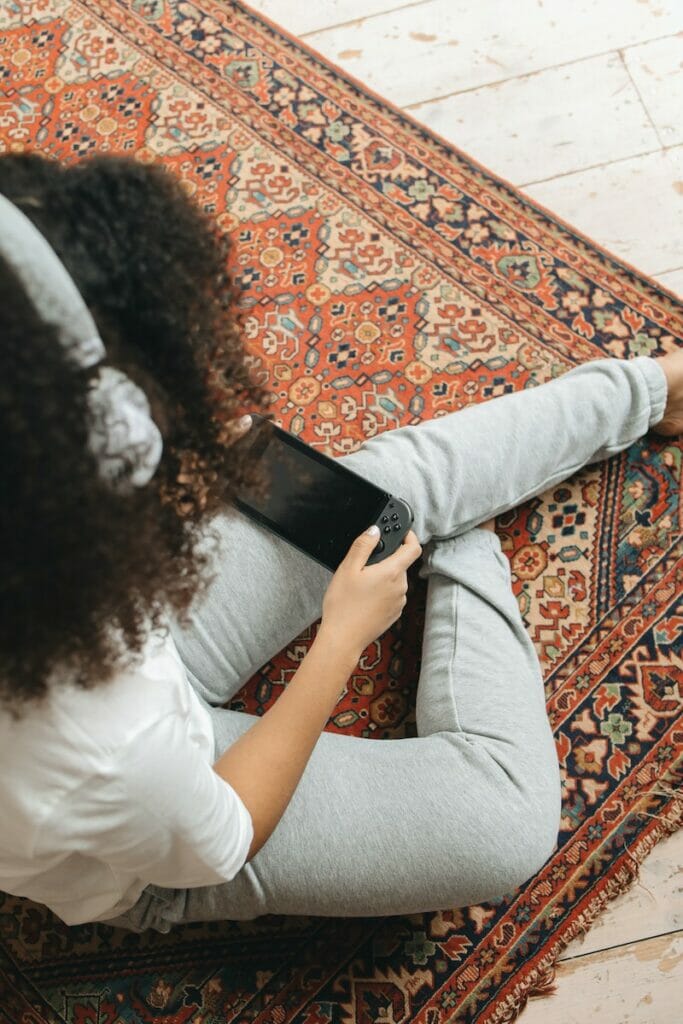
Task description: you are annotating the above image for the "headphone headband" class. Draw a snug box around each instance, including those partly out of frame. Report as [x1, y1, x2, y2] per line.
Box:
[0, 192, 162, 491]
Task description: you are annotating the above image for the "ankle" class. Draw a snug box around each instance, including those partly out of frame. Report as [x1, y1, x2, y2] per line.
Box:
[652, 350, 683, 436]
[657, 350, 683, 390]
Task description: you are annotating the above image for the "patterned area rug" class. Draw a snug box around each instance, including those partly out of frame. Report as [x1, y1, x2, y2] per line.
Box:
[1, 1, 681, 1021]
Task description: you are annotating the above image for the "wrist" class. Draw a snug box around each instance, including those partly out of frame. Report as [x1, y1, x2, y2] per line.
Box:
[314, 624, 362, 672]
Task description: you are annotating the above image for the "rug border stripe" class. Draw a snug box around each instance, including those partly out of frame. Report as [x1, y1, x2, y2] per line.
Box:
[234, 0, 683, 313]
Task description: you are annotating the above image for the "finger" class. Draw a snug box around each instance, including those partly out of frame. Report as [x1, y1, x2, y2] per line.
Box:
[392, 530, 423, 569]
[224, 413, 253, 445]
[347, 525, 383, 571]
[237, 414, 253, 436]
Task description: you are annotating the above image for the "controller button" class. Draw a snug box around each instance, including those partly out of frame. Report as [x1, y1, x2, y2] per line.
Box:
[383, 525, 391, 534]
[381, 515, 389, 522]
[393, 523, 401, 531]
[374, 539, 385, 553]
[391, 512, 399, 521]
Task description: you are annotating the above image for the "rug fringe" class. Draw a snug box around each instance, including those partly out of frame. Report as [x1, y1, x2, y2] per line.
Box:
[479, 791, 681, 1024]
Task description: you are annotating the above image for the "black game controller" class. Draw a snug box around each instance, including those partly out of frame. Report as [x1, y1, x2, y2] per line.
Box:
[365, 497, 415, 565]
[234, 412, 417, 572]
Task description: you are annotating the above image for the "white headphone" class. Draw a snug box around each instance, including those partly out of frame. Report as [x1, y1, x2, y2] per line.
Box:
[0, 192, 163, 492]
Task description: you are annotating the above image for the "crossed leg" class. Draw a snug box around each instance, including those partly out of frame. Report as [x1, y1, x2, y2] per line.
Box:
[118, 356, 666, 929]
[170, 355, 666, 709]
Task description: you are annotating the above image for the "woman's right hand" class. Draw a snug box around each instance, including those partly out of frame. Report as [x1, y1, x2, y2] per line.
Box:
[320, 526, 423, 656]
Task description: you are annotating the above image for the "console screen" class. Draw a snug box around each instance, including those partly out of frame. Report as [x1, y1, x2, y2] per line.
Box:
[235, 420, 388, 568]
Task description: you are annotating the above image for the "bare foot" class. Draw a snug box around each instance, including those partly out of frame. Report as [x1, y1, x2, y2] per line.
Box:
[653, 350, 683, 437]
[480, 517, 496, 532]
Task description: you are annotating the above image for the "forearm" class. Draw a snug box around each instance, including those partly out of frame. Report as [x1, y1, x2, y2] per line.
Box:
[212, 627, 361, 860]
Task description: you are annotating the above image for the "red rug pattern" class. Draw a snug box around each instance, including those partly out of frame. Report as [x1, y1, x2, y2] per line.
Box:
[0, 1, 681, 1021]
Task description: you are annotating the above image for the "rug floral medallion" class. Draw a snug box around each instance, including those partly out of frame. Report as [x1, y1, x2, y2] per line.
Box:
[1, 1, 681, 1021]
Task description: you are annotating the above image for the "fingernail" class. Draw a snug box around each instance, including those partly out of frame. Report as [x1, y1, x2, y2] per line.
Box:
[366, 524, 379, 536]
[239, 414, 252, 428]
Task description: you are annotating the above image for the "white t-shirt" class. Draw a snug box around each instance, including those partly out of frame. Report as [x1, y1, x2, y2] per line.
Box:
[0, 623, 254, 926]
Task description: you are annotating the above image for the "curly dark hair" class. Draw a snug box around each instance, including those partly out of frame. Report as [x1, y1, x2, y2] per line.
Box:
[0, 152, 273, 718]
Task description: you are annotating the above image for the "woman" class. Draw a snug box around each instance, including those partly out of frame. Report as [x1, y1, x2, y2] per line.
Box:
[1, 153, 680, 935]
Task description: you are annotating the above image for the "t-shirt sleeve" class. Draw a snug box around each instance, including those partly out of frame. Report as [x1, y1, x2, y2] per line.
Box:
[38, 712, 254, 890]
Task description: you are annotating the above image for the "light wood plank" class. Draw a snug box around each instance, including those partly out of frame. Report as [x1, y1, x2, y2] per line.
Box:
[560, 828, 683, 960]
[301, 0, 683, 109]
[250, 0, 423, 37]
[410, 52, 658, 185]
[623, 34, 683, 148]
[655, 267, 683, 297]
[520, 932, 682, 1024]
[524, 145, 683, 276]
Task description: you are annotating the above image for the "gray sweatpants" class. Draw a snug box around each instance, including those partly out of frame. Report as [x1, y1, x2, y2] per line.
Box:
[103, 356, 667, 933]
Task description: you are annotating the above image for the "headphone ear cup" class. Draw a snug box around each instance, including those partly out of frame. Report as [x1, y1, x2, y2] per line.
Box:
[86, 367, 163, 490]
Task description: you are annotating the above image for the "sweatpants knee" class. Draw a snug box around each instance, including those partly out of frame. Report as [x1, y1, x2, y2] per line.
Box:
[452, 784, 561, 905]
[495, 794, 561, 896]
[429, 796, 560, 911]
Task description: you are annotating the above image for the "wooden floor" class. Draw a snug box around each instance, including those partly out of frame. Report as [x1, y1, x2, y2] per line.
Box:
[249, 2, 683, 1020]
[252, 0, 683, 298]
